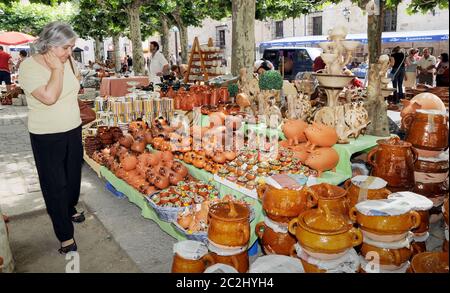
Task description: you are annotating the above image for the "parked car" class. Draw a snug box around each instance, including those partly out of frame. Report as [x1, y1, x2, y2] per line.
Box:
[262, 47, 322, 80]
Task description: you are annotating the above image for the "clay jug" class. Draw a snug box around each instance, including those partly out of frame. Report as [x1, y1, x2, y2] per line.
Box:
[367, 137, 418, 191]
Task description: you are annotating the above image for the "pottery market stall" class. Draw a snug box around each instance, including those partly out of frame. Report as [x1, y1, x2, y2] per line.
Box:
[99, 76, 150, 97]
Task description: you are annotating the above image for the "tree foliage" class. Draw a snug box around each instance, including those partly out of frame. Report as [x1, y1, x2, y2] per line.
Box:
[0, 1, 75, 36]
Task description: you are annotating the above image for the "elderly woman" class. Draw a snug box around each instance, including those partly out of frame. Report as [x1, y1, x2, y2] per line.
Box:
[18, 22, 84, 254]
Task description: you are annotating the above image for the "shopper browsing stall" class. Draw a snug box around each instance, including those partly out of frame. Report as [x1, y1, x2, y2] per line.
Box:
[18, 21, 84, 255]
[148, 41, 169, 84]
[417, 48, 436, 86]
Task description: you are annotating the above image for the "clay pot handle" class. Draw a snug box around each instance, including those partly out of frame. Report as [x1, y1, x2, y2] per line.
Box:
[410, 147, 419, 163]
[257, 183, 267, 200]
[343, 179, 352, 190]
[392, 249, 403, 267]
[228, 201, 238, 218]
[381, 188, 392, 199]
[289, 245, 298, 258]
[350, 227, 363, 247]
[202, 253, 216, 269]
[288, 218, 299, 235]
[230, 255, 240, 272]
[409, 210, 422, 230]
[305, 188, 319, 208]
[402, 113, 415, 132]
[367, 147, 378, 167]
[349, 207, 358, 223]
[255, 222, 266, 240]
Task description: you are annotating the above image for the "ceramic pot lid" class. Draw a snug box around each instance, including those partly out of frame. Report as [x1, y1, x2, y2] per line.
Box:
[387, 192, 433, 211]
[173, 240, 208, 260]
[351, 176, 387, 190]
[209, 201, 249, 222]
[355, 199, 412, 216]
[298, 207, 350, 234]
[249, 255, 304, 273]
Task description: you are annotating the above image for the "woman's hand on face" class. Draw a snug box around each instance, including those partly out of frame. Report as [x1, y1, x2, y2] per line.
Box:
[43, 52, 64, 71]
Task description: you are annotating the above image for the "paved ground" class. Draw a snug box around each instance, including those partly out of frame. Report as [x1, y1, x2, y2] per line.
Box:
[0, 105, 445, 273]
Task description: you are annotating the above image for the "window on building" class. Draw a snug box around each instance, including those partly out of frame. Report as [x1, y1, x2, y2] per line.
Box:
[312, 16, 322, 36]
[384, 7, 397, 32]
[218, 30, 226, 48]
[275, 21, 284, 38]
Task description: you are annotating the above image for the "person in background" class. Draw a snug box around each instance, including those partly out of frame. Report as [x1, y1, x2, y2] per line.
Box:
[435, 53, 449, 87]
[18, 21, 85, 255]
[313, 55, 326, 72]
[15, 50, 28, 72]
[88, 60, 93, 69]
[148, 41, 169, 83]
[254, 59, 274, 75]
[417, 48, 436, 86]
[389, 46, 406, 104]
[170, 64, 183, 80]
[404, 48, 418, 90]
[126, 55, 133, 71]
[0, 46, 14, 93]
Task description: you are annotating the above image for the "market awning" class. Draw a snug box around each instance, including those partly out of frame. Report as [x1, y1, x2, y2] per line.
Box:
[0, 31, 36, 45]
[259, 29, 449, 49]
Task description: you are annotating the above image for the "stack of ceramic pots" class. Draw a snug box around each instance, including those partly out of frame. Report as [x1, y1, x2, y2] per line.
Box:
[350, 199, 421, 272]
[442, 197, 449, 252]
[256, 183, 317, 256]
[387, 192, 434, 257]
[288, 205, 363, 273]
[367, 137, 418, 193]
[344, 176, 391, 210]
[206, 201, 250, 273]
[171, 240, 215, 273]
[402, 109, 449, 217]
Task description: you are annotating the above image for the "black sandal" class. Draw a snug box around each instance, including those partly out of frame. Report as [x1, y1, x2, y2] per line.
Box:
[71, 211, 85, 223]
[58, 240, 77, 254]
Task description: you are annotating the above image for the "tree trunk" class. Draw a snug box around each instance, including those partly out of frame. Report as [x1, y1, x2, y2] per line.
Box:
[231, 0, 256, 79]
[112, 34, 121, 73]
[161, 17, 170, 62]
[127, 1, 145, 75]
[179, 24, 188, 64]
[94, 36, 103, 63]
[365, 0, 389, 137]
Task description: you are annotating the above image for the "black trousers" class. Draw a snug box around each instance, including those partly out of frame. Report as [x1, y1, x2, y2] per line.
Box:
[30, 125, 83, 242]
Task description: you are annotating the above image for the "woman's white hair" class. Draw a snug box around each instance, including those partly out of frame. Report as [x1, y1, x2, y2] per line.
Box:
[33, 21, 78, 54]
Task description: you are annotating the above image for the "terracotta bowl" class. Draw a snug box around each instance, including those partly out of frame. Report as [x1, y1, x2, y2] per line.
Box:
[255, 222, 296, 256]
[210, 251, 249, 273]
[349, 207, 421, 236]
[360, 243, 413, 267]
[344, 179, 391, 209]
[409, 252, 449, 273]
[289, 209, 363, 255]
[171, 253, 215, 273]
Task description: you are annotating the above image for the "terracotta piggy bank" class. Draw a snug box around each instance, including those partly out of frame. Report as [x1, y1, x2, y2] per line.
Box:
[281, 119, 308, 146]
[304, 122, 338, 150]
[305, 147, 339, 177]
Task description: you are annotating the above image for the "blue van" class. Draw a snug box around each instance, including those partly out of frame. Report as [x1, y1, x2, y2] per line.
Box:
[261, 47, 322, 80]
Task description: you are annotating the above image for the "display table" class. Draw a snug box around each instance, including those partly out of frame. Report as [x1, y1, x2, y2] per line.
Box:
[83, 151, 102, 178]
[99, 76, 149, 97]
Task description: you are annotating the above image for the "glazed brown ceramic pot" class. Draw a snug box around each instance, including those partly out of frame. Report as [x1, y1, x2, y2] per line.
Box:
[349, 207, 421, 236]
[288, 207, 362, 256]
[344, 177, 391, 209]
[309, 183, 350, 218]
[257, 184, 318, 223]
[413, 158, 449, 199]
[360, 243, 413, 267]
[367, 137, 418, 190]
[171, 253, 215, 273]
[409, 252, 449, 273]
[210, 251, 249, 273]
[255, 222, 296, 256]
[208, 201, 250, 247]
[411, 241, 427, 257]
[402, 110, 449, 151]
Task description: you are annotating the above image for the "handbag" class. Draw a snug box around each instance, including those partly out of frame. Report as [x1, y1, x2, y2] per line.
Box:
[69, 57, 95, 125]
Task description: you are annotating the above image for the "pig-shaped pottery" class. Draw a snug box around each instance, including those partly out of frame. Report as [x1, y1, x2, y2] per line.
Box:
[305, 147, 339, 177]
[304, 122, 338, 150]
[291, 143, 310, 163]
[281, 119, 308, 146]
